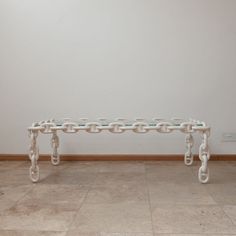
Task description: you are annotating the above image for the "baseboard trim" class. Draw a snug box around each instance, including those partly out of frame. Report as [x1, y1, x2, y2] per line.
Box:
[0, 154, 236, 161]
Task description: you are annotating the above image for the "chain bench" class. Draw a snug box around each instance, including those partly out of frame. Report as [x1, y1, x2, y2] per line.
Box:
[28, 118, 210, 183]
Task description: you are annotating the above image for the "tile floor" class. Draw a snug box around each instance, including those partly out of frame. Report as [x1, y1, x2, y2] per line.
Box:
[0, 160, 236, 236]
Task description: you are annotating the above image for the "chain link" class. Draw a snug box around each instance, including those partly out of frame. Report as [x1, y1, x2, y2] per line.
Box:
[156, 122, 173, 133]
[28, 131, 39, 161]
[86, 122, 102, 133]
[28, 118, 210, 135]
[199, 132, 210, 162]
[62, 122, 78, 133]
[109, 122, 125, 133]
[180, 122, 195, 133]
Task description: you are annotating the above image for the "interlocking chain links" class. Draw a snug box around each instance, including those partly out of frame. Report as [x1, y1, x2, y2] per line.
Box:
[51, 131, 60, 165]
[28, 118, 210, 135]
[28, 130, 40, 182]
[199, 132, 210, 162]
[62, 122, 78, 133]
[28, 117, 211, 184]
[198, 131, 210, 183]
[28, 130, 39, 162]
[108, 122, 125, 133]
[184, 134, 194, 166]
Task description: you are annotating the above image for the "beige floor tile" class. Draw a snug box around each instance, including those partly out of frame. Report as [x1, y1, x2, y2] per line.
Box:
[227, 161, 236, 166]
[0, 204, 76, 231]
[16, 161, 69, 174]
[151, 205, 236, 234]
[205, 183, 236, 205]
[0, 172, 34, 185]
[0, 199, 16, 213]
[223, 205, 236, 225]
[154, 234, 236, 236]
[148, 182, 216, 205]
[17, 184, 89, 210]
[98, 161, 146, 173]
[66, 233, 153, 236]
[0, 162, 24, 176]
[0, 161, 66, 185]
[1, 160, 236, 235]
[146, 165, 196, 184]
[70, 202, 152, 233]
[0, 230, 67, 236]
[85, 184, 148, 204]
[191, 163, 236, 184]
[41, 171, 97, 185]
[145, 161, 186, 168]
[94, 172, 146, 186]
[61, 161, 104, 173]
[0, 185, 33, 212]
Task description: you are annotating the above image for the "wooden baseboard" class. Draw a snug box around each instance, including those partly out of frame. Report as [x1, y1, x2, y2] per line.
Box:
[0, 154, 236, 161]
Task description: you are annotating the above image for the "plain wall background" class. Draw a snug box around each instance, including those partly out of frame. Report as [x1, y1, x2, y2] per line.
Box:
[0, 0, 236, 155]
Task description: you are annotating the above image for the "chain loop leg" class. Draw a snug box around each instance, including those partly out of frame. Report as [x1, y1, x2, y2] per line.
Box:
[184, 134, 194, 166]
[28, 131, 40, 182]
[198, 132, 210, 183]
[51, 131, 60, 165]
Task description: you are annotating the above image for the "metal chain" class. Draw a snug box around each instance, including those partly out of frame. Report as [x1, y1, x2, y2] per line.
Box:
[28, 130, 40, 182]
[51, 131, 60, 165]
[28, 118, 210, 135]
[28, 117, 211, 184]
[199, 133, 210, 162]
[184, 134, 194, 166]
[198, 132, 210, 183]
[28, 130, 39, 163]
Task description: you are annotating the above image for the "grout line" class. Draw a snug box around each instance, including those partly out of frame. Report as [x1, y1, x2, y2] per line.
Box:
[64, 165, 101, 233]
[144, 162, 155, 236]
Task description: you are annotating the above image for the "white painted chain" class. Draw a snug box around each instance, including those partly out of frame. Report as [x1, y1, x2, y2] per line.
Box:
[180, 122, 195, 133]
[28, 118, 210, 135]
[156, 122, 173, 133]
[109, 122, 125, 133]
[199, 133, 210, 162]
[51, 132, 59, 148]
[185, 133, 194, 148]
[28, 131, 39, 162]
[62, 122, 78, 133]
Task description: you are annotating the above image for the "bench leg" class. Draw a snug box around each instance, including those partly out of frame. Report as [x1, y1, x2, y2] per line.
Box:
[184, 133, 194, 166]
[51, 131, 60, 165]
[29, 130, 40, 182]
[198, 132, 210, 183]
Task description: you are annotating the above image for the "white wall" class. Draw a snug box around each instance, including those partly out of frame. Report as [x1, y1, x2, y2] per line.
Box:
[0, 0, 236, 155]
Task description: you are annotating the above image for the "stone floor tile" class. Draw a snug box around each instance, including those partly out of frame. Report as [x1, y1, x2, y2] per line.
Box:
[85, 184, 148, 204]
[70, 202, 152, 233]
[146, 165, 196, 184]
[17, 184, 89, 210]
[1, 160, 236, 235]
[145, 161, 186, 168]
[205, 183, 236, 205]
[41, 171, 97, 185]
[154, 234, 236, 236]
[0, 204, 76, 231]
[61, 161, 103, 173]
[148, 182, 216, 205]
[151, 205, 236, 234]
[191, 163, 236, 184]
[66, 232, 153, 236]
[0, 161, 24, 172]
[94, 172, 146, 187]
[98, 161, 146, 173]
[0, 230, 67, 236]
[223, 205, 236, 225]
[0, 184, 33, 212]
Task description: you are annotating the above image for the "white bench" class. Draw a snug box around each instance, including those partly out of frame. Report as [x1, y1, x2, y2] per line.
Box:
[28, 118, 210, 183]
